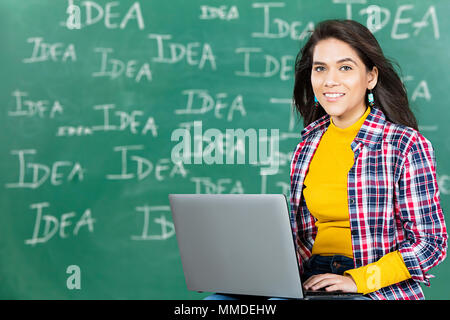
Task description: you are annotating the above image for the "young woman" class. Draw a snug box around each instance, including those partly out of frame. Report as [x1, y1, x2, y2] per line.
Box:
[290, 19, 447, 299]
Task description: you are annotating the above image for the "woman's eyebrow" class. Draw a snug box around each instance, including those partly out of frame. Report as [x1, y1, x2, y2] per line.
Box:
[337, 57, 358, 65]
[312, 58, 358, 66]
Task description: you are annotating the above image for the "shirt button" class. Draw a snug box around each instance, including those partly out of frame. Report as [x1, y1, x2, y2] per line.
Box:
[351, 230, 358, 236]
[349, 198, 355, 204]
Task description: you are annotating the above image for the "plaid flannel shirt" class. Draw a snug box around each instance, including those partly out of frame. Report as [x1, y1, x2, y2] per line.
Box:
[290, 106, 447, 300]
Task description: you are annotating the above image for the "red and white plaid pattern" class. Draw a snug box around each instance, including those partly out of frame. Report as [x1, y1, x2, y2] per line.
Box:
[290, 107, 447, 300]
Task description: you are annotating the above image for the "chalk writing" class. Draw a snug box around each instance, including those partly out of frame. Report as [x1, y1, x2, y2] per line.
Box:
[56, 104, 158, 137]
[63, 1, 144, 30]
[438, 175, 450, 195]
[175, 89, 246, 121]
[260, 174, 290, 195]
[92, 48, 152, 82]
[334, 1, 440, 39]
[25, 202, 95, 246]
[199, 5, 239, 21]
[5, 150, 85, 189]
[402, 76, 431, 101]
[131, 205, 175, 241]
[252, 2, 313, 40]
[391, 5, 439, 39]
[235, 48, 294, 79]
[9, 90, 64, 118]
[148, 34, 216, 70]
[23, 37, 76, 63]
[191, 177, 245, 194]
[106, 145, 188, 181]
[333, 0, 367, 20]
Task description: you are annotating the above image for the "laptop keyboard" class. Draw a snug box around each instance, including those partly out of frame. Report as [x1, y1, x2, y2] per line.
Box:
[305, 290, 363, 296]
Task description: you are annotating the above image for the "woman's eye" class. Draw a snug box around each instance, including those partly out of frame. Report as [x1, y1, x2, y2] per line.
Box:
[340, 65, 352, 71]
[314, 66, 325, 72]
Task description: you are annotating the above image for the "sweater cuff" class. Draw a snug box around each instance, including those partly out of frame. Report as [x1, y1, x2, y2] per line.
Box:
[344, 251, 412, 294]
[343, 268, 367, 294]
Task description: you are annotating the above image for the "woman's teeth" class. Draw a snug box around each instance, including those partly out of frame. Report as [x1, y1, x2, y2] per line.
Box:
[324, 93, 345, 97]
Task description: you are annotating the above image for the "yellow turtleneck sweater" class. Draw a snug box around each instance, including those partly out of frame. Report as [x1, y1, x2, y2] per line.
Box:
[303, 106, 411, 294]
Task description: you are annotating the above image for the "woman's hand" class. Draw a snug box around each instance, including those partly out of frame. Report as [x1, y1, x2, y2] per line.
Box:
[303, 273, 357, 293]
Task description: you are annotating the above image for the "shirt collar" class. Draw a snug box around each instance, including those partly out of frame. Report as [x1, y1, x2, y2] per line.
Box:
[301, 106, 386, 149]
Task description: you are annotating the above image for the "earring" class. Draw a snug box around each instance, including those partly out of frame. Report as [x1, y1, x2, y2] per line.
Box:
[368, 90, 375, 107]
[314, 96, 319, 108]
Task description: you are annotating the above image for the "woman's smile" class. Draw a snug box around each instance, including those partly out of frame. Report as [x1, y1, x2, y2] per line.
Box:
[323, 92, 346, 102]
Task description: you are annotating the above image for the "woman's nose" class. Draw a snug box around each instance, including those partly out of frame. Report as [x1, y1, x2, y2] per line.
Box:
[324, 69, 340, 87]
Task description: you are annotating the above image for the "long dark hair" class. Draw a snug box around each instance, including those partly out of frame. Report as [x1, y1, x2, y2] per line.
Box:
[293, 19, 418, 130]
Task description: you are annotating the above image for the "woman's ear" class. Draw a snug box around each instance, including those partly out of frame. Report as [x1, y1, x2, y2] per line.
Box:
[368, 66, 378, 90]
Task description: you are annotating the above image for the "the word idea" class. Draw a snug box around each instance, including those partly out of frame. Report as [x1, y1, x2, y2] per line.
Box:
[25, 202, 95, 246]
[92, 48, 152, 82]
[190, 177, 244, 194]
[334, 1, 440, 39]
[106, 145, 188, 181]
[5, 150, 85, 189]
[57, 126, 94, 137]
[9, 90, 64, 118]
[251, 2, 313, 40]
[199, 5, 239, 21]
[57, 104, 158, 137]
[361, 4, 439, 39]
[175, 89, 246, 122]
[23, 37, 76, 63]
[65, 1, 144, 30]
[148, 34, 216, 70]
[91, 104, 158, 136]
[235, 48, 294, 80]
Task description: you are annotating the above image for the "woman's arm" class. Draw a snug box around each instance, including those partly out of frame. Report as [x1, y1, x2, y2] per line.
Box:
[394, 132, 447, 286]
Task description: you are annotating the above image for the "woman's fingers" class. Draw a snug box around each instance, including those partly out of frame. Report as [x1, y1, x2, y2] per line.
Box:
[309, 276, 342, 291]
[325, 284, 342, 292]
[303, 273, 336, 290]
[303, 274, 357, 292]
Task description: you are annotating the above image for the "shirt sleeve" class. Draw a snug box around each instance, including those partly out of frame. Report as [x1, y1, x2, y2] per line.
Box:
[394, 132, 447, 286]
[290, 141, 317, 274]
[344, 251, 411, 294]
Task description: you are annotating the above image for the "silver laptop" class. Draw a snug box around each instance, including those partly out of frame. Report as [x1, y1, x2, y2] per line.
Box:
[168, 194, 362, 299]
[169, 193, 303, 299]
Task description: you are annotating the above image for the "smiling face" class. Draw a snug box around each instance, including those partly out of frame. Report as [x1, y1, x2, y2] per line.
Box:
[311, 38, 378, 128]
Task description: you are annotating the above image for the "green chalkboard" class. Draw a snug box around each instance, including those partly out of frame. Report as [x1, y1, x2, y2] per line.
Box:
[1, 0, 449, 299]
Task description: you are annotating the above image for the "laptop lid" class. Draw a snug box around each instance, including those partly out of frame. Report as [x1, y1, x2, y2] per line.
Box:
[169, 194, 303, 299]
